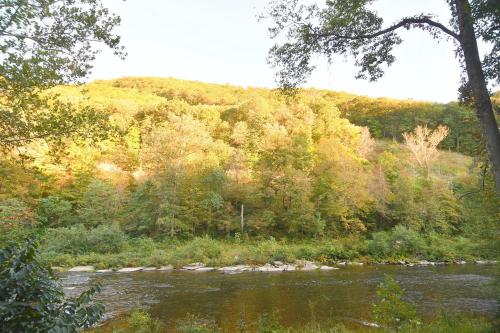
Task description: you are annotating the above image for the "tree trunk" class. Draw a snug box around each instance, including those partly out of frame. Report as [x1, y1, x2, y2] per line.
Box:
[240, 203, 244, 233]
[455, 0, 500, 192]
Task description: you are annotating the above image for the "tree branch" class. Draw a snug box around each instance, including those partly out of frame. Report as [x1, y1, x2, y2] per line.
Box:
[316, 16, 460, 41]
[0, 4, 22, 36]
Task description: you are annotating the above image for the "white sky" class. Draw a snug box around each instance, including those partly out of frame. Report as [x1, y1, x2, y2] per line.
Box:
[89, 0, 490, 103]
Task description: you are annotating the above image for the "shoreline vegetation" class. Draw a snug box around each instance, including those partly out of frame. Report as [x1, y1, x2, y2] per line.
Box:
[42, 231, 498, 272]
[90, 311, 495, 333]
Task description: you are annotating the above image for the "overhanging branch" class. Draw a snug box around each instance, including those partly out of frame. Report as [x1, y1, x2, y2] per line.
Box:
[315, 16, 460, 41]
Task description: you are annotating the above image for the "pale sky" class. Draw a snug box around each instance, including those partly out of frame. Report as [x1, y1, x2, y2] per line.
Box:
[90, 0, 490, 103]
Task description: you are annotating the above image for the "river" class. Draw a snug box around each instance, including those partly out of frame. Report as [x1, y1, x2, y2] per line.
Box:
[61, 264, 498, 331]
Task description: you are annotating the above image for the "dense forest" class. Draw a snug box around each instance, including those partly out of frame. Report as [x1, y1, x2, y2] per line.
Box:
[1, 77, 498, 257]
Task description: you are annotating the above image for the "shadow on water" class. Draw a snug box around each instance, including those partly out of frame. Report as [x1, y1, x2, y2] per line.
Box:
[61, 264, 498, 331]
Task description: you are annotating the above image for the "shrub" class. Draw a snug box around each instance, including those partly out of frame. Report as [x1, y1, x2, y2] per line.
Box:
[316, 243, 357, 262]
[170, 236, 222, 264]
[0, 198, 35, 246]
[177, 314, 221, 333]
[252, 238, 293, 264]
[43, 225, 89, 254]
[372, 275, 419, 329]
[390, 225, 426, 257]
[43, 224, 127, 255]
[255, 311, 286, 333]
[118, 310, 163, 333]
[127, 237, 158, 254]
[0, 238, 104, 332]
[87, 224, 127, 254]
[365, 226, 426, 260]
[294, 245, 315, 261]
[365, 231, 392, 259]
[36, 195, 74, 227]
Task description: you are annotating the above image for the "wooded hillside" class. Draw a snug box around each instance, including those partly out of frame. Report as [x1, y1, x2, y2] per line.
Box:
[1, 77, 497, 243]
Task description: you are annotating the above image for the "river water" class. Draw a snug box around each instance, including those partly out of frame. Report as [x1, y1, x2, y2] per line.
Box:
[61, 264, 498, 331]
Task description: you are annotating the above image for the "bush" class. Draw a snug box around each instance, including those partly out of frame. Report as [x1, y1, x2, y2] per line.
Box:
[372, 275, 419, 329]
[36, 195, 74, 227]
[0, 238, 104, 332]
[170, 236, 222, 264]
[43, 224, 127, 255]
[248, 238, 294, 264]
[0, 198, 35, 246]
[390, 225, 426, 257]
[316, 243, 358, 262]
[365, 231, 392, 259]
[87, 224, 127, 254]
[43, 225, 92, 254]
[365, 226, 426, 260]
[117, 310, 163, 333]
[177, 314, 221, 333]
[255, 311, 286, 333]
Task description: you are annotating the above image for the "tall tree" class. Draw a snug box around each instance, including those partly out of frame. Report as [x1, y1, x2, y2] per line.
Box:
[0, 0, 124, 152]
[265, 0, 500, 191]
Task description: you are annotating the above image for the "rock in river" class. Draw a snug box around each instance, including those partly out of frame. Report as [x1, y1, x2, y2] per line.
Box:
[158, 265, 174, 271]
[300, 261, 319, 271]
[218, 265, 252, 273]
[68, 266, 95, 272]
[142, 267, 159, 271]
[182, 262, 205, 270]
[117, 267, 144, 273]
[257, 263, 284, 272]
[194, 267, 215, 272]
[320, 265, 339, 270]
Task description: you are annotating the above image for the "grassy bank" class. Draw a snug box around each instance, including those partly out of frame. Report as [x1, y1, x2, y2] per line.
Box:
[40, 225, 498, 269]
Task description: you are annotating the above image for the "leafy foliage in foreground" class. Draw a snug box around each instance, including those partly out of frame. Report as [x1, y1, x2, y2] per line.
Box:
[0, 238, 104, 333]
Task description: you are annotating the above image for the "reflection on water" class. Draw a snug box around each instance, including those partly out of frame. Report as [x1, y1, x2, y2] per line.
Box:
[61, 264, 498, 331]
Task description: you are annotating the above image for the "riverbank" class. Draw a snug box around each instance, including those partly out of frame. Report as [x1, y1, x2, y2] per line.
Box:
[41, 229, 498, 270]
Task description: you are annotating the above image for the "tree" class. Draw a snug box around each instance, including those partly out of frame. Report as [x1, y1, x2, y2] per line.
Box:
[140, 113, 230, 237]
[0, 0, 124, 152]
[265, 0, 500, 192]
[403, 125, 449, 177]
[77, 179, 125, 228]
